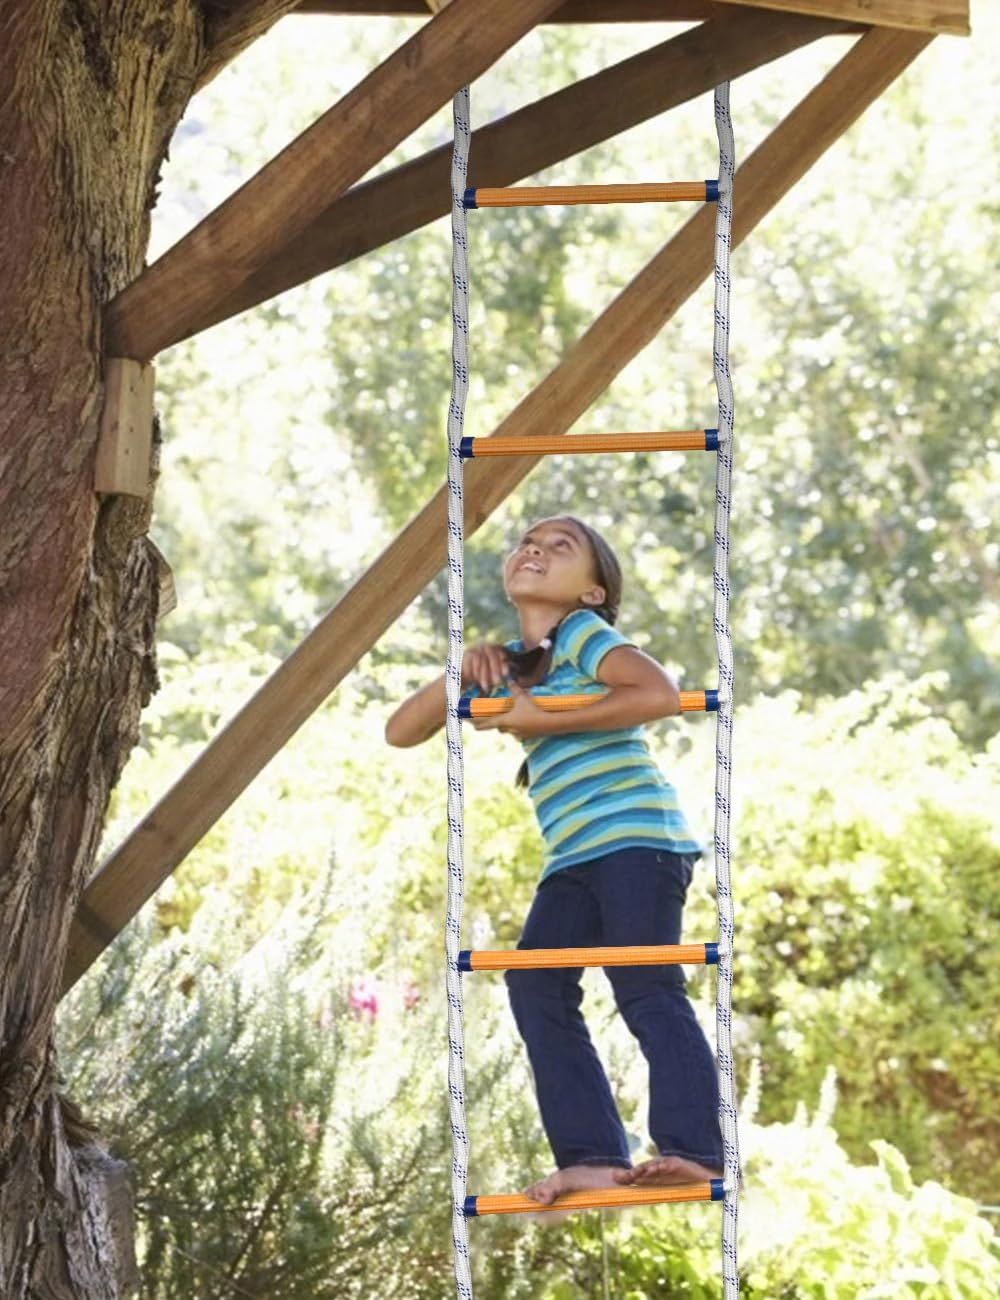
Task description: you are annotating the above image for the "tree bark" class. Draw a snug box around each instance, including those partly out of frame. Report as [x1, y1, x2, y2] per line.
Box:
[0, 2, 286, 1294]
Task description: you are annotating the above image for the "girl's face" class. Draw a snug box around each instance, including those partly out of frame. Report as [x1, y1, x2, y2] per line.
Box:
[503, 517, 605, 612]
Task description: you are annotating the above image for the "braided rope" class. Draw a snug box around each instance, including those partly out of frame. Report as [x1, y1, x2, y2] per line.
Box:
[444, 75, 740, 1300]
[444, 85, 473, 1300]
[710, 81, 742, 1298]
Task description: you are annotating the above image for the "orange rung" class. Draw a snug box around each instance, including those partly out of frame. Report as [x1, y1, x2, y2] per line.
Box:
[463, 693, 599, 717]
[465, 1180, 723, 1217]
[459, 943, 718, 972]
[679, 690, 715, 712]
[466, 182, 711, 208]
[460, 691, 717, 718]
[460, 430, 717, 458]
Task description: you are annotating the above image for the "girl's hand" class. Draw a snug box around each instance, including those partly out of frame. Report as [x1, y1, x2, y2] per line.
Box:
[472, 682, 549, 740]
[461, 641, 511, 694]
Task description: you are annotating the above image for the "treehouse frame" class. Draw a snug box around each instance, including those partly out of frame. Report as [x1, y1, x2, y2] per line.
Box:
[67, 0, 967, 990]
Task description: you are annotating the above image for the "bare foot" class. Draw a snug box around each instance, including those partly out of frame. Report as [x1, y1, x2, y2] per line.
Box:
[613, 1155, 723, 1187]
[522, 1163, 627, 1222]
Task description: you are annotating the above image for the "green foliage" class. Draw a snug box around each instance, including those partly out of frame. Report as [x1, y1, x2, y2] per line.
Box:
[677, 674, 1000, 1200]
[595, 1065, 1000, 1299]
[61, 898, 1000, 1299]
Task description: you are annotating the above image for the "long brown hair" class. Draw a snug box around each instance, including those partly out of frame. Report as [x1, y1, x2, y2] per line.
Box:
[504, 515, 623, 788]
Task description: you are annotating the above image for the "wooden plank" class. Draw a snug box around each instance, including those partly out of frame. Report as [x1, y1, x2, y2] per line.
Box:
[104, 0, 566, 362]
[296, 1, 719, 19]
[177, 10, 844, 340]
[93, 358, 155, 497]
[715, 0, 967, 35]
[296, 0, 968, 31]
[63, 25, 932, 994]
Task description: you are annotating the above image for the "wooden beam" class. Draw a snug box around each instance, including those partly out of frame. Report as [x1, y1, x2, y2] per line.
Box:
[63, 24, 932, 994]
[173, 10, 845, 341]
[295, 0, 968, 31]
[715, 0, 967, 35]
[296, 1, 720, 19]
[104, 0, 566, 362]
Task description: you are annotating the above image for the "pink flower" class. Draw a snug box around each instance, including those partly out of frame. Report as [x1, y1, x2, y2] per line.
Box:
[348, 975, 378, 1024]
[402, 977, 421, 1011]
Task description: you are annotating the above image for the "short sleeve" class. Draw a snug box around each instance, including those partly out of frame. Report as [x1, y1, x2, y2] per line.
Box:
[558, 610, 634, 681]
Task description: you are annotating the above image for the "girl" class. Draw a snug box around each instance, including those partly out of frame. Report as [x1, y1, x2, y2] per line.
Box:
[385, 514, 723, 1207]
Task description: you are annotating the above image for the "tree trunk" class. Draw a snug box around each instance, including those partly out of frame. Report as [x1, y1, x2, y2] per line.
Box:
[0, 2, 289, 1294]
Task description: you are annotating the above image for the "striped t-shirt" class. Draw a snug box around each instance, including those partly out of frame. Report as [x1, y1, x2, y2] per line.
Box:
[467, 608, 702, 880]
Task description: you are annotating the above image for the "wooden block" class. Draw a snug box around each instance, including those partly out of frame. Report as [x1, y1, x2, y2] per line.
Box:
[146, 538, 177, 619]
[94, 358, 155, 497]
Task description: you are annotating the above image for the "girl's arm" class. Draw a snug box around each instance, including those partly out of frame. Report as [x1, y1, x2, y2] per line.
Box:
[384, 673, 448, 748]
[385, 642, 511, 747]
[473, 645, 679, 738]
[551, 645, 680, 731]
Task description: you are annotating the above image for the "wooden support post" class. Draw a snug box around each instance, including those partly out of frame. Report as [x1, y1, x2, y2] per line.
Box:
[161, 10, 844, 342]
[63, 24, 933, 994]
[94, 358, 155, 497]
[104, 0, 565, 362]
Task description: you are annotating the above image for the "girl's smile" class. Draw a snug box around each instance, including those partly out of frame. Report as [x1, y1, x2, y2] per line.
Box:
[504, 519, 605, 612]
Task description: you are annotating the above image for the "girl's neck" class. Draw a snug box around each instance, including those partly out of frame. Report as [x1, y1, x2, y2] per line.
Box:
[516, 602, 576, 648]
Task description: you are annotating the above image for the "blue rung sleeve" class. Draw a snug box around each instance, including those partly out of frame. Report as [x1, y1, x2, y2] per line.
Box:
[705, 689, 720, 712]
[457, 951, 472, 972]
[459, 436, 475, 458]
[463, 1195, 478, 1217]
[705, 942, 720, 965]
[463, 187, 478, 210]
[706, 179, 720, 202]
[710, 1178, 725, 1201]
[457, 698, 472, 720]
[705, 428, 719, 451]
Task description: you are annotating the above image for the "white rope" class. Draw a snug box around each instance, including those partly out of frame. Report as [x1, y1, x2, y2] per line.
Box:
[710, 81, 742, 1299]
[444, 84, 473, 1300]
[444, 76, 740, 1300]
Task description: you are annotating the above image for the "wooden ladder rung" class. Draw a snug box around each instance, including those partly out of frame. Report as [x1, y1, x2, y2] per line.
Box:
[464, 181, 718, 208]
[458, 690, 718, 719]
[459, 430, 718, 458]
[458, 943, 719, 972]
[465, 1180, 724, 1217]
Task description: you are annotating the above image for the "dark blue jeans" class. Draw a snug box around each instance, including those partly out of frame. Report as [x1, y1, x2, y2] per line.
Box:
[505, 845, 723, 1171]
